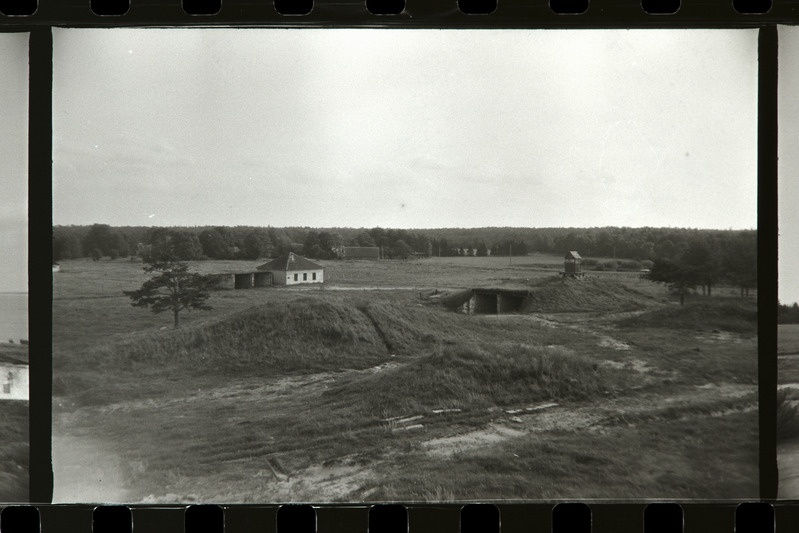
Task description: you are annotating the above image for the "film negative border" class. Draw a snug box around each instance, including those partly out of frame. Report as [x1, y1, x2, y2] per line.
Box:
[0, 0, 797, 27]
[0, 502, 789, 533]
[5, 11, 785, 533]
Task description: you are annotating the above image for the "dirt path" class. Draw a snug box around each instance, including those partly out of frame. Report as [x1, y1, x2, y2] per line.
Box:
[422, 383, 756, 459]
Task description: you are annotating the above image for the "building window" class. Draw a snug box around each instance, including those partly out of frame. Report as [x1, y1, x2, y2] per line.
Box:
[294, 273, 298, 282]
[303, 273, 307, 281]
[312, 272, 317, 280]
[3, 383, 10, 394]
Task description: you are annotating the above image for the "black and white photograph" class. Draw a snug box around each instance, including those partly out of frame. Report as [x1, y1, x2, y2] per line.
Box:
[51, 28, 759, 503]
[0, 31, 30, 502]
[777, 24, 799, 500]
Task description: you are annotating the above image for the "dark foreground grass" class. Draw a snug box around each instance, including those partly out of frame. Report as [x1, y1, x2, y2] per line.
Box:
[364, 410, 758, 501]
[324, 344, 636, 418]
[619, 298, 757, 333]
[0, 400, 29, 501]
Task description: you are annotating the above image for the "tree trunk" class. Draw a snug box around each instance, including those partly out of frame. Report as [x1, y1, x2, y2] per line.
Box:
[174, 308, 180, 328]
[707, 283, 712, 297]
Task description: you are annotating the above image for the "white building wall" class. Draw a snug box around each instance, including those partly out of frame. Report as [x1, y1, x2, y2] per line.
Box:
[0, 364, 28, 400]
[284, 269, 324, 285]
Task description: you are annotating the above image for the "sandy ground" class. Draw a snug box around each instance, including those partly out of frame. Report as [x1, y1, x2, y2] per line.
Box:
[52, 434, 132, 503]
[421, 383, 755, 459]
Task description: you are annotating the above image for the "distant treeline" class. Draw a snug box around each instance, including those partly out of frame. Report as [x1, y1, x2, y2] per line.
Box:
[780, 302, 799, 324]
[53, 224, 756, 268]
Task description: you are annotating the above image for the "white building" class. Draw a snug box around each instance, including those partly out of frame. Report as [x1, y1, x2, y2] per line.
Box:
[257, 252, 324, 286]
[0, 350, 28, 401]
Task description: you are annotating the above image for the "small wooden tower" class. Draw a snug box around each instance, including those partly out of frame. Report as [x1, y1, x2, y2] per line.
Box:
[562, 251, 583, 278]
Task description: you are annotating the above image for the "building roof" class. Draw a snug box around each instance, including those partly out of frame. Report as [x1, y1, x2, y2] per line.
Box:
[257, 252, 324, 272]
[565, 251, 582, 260]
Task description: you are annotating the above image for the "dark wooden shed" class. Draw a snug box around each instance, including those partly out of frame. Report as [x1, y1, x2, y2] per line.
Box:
[564, 251, 583, 276]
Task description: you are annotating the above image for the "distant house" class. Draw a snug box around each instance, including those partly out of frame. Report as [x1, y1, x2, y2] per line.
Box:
[338, 246, 380, 260]
[0, 350, 28, 401]
[52, 262, 60, 273]
[257, 252, 324, 286]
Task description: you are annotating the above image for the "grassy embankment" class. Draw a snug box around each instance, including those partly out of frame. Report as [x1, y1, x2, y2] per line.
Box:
[52, 257, 758, 501]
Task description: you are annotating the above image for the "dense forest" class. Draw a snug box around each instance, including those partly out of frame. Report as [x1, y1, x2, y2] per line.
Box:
[52, 224, 757, 299]
[780, 302, 799, 324]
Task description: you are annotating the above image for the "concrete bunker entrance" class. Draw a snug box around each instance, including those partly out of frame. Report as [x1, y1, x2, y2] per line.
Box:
[473, 292, 497, 314]
[497, 292, 526, 313]
[471, 289, 529, 315]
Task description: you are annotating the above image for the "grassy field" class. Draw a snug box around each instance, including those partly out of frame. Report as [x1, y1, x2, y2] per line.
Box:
[52, 255, 758, 502]
[0, 343, 28, 502]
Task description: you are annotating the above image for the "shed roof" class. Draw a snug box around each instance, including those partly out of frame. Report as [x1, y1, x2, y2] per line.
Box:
[257, 252, 324, 272]
[565, 251, 582, 260]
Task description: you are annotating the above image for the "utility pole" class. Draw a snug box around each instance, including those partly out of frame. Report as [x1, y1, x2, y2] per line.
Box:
[509, 243, 512, 265]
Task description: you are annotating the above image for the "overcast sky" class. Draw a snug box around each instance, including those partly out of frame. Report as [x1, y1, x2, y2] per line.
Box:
[780, 25, 799, 305]
[53, 28, 757, 233]
[0, 33, 28, 293]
